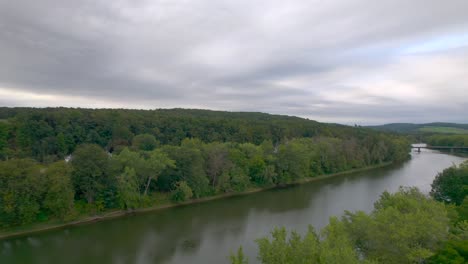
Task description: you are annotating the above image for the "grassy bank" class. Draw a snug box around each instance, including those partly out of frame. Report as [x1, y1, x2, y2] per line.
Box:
[0, 162, 393, 240]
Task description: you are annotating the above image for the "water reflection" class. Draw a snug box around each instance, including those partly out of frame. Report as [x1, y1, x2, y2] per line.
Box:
[1, 150, 465, 264]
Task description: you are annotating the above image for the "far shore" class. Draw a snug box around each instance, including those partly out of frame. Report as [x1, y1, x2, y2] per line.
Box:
[0, 162, 394, 240]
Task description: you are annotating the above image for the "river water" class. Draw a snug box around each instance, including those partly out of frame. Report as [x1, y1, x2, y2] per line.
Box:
[1, 149, 466, 264]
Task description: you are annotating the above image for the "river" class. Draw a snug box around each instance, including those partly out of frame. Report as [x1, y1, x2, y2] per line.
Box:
[1, 149, 466, 264]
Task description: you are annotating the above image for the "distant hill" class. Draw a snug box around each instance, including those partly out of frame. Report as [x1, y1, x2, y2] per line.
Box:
[0, 107, 395, 161]
[368, 123, 468, 134]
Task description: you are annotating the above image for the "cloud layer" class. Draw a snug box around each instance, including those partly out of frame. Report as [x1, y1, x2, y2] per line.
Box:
[1, 0, 468, 124]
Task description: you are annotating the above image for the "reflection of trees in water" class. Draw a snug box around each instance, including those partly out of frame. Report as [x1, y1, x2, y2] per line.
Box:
[2, 185, 318, 264]
[2, 162, 411, 264]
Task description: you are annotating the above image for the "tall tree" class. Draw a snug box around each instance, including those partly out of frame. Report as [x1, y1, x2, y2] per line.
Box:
[0, 122, 8, 160]
[116, 167, 140, 209]
[42, 161, 74, 219]
[204, 143, 231, 188]
[0, 159, 43, 226]
[431, 161, 468, 205]
[144, 149, 175, 195]
[344, 187, 450, 263]
[132, 134, 159, 151]
[71, 144, 110, 203]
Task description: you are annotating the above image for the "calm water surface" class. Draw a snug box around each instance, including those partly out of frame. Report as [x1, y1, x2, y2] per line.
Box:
[1, 150, 466, 264]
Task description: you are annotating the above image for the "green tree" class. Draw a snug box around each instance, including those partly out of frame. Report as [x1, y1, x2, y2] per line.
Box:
[431, 161, 468, 205]
[42, 161, 74, 219]
[229, 166, 250, 192]
[217, 166, 250, 193]
[56, 132, 68, 157]
[132, 134, 158, 151]
[171, 181, 193, 202]
[457, 197, 468, 221]
[160, 144, 209, 197]
[0, 159, 43, 226]
[256, 227, 321, 264]
[344, 187, 450, 263]
[229, 247, 249, 264]
[253, 224, 360, 264]
[233, 188, 451, 264]
[276, 140, 308, 184]
[112, 147, 147, 192]
[144, 149, 175, 195]
[319, 218, 361, 264]
[204, 142, 231, 188]
[116, 167, 140, 209]
[427, 240, 468, 264]
[0, 122, 8, 159]
[248, 155, 267, 185]
[71, 144, 110, 204]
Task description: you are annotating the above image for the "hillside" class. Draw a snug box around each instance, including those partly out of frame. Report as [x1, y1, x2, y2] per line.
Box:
[0, 107, 410, 232]
[368, 122, 468, 134]
[0, 107, 384, 161]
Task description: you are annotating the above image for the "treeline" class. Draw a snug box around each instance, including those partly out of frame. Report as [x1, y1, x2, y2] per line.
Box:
[427, 134, 468, 147]
[231, 161, 468, 264]
[0, 135, 409, 228]
[1, 107, 388, 162]
[0, 108, 410, 228]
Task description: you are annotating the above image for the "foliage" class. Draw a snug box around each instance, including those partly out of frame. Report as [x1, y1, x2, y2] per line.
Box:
[430, 161, 468, 205]
[457, 197, 468, 221]
[345, 187, 450, 263]
[0, 159, 43, 226]
[251, 224, 361, 264]
[229, 247, 249, 264]
[0, 107, 409, 161]
[427, 135, 468, 147]
[116, 167, 141, 209]
[218, 165, 251, 193]
[233, 188, 452, 264]
[255, 227, 320, 263]
[144, 149, 175, 195]
[0, 122, 8, 159]
[132, 133, 159, 151]
[419, 126, 468, 134]
[368, 122, 468, 135]
[427, 162, 468, 264]
[171, 181, 193, 202]
[0, 160, 74, 226]
[0, 108, 412, 229]
[427, 240, 468, 264]
[275, 140, 309, 184]
[42, 161, 75, 219]
[71, 144, 111, 204]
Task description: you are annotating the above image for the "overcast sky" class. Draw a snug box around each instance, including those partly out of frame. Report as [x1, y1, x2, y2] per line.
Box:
[1, 0, 468, 124]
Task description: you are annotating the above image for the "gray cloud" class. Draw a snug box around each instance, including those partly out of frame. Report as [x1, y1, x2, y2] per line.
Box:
[1, 0, 468, 124]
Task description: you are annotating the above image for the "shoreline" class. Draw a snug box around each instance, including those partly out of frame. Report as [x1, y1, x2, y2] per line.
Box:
[0, 162, 393, 240]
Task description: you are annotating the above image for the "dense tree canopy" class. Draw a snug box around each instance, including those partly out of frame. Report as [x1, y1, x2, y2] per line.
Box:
[427, 135, 468, 148]
[0, 108, 411, 229]
[344, 187, 450, 263]
[0, 107, 408, 161]
[71, 144, 112, 204]
[231, 159, 468, 264]
[231, 188, 455, 264]
[0, 159, 74, 226]
[431, 161, 468, 205]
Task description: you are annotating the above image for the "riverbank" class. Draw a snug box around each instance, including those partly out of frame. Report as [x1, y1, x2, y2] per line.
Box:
[0, 162, 394, 240]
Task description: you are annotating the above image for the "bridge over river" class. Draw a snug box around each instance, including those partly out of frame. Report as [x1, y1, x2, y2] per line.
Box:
[411, 144, 468, 153]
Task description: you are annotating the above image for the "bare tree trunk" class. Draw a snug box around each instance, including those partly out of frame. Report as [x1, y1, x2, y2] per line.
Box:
[144, 176, 152, 196]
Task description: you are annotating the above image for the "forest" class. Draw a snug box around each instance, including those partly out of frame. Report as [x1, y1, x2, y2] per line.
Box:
[427, 134, 468, 147]
[231, 161, 468, 264]
[368, 122, 468, 134]
[0, 108, 410, 228]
